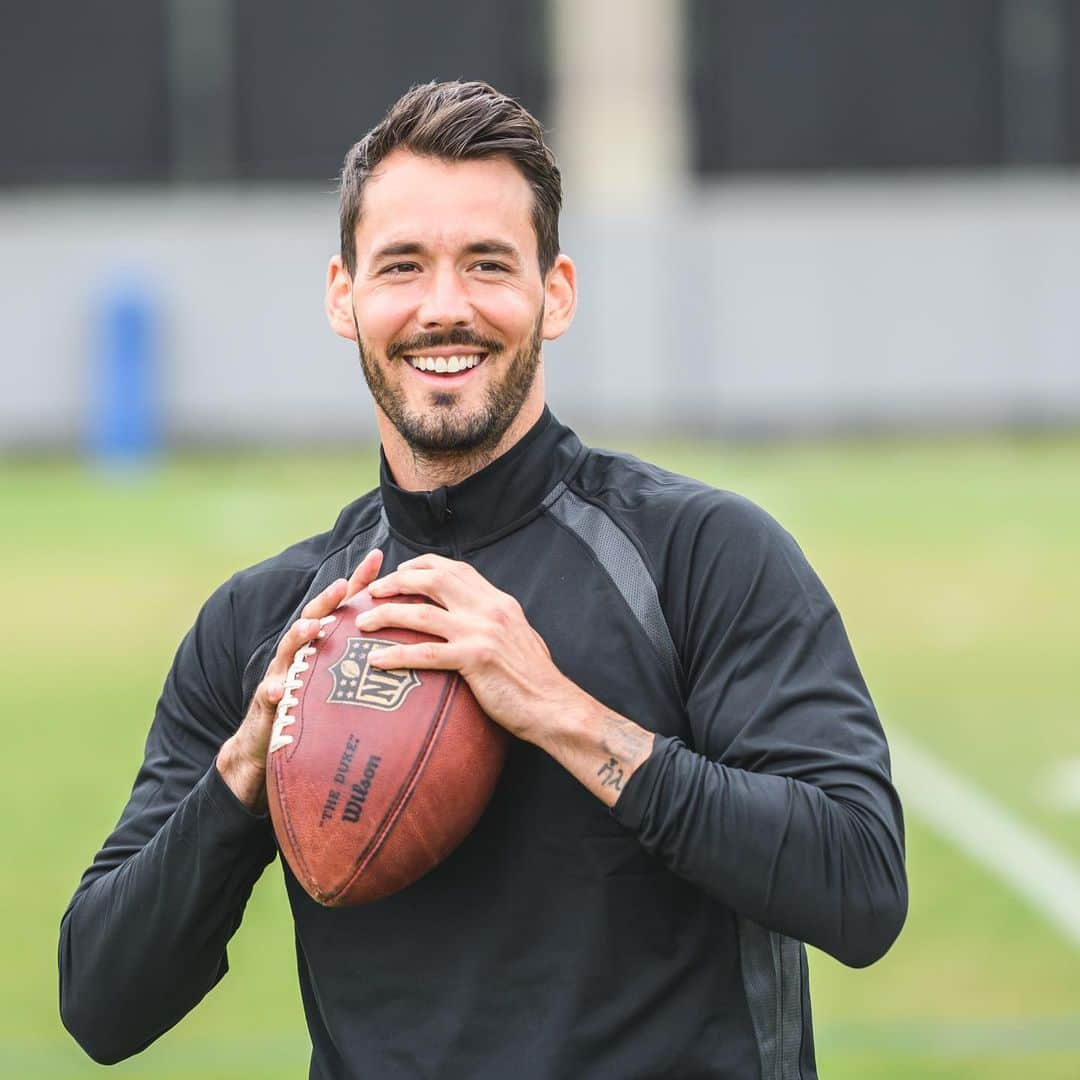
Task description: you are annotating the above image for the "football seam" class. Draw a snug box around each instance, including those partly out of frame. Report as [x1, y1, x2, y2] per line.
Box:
[282, 616, 345, 762]
[269, 627, 338, 893]
[325, 674, 460, 904]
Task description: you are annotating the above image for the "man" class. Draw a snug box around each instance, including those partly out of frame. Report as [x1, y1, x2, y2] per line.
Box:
[60, 81, 906, 1078]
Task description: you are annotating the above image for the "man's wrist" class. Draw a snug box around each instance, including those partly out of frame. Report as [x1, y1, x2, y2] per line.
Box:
[216, 736, 268, 813]
[531, 692, 655, 808]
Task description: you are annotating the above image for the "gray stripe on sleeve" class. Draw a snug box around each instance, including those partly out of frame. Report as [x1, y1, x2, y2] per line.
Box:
[738, 918, 810, 1079]
[544, 483, 679, 691]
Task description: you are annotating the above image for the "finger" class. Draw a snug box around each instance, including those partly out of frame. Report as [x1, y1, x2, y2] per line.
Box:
[397, 552, 459, 572]
[345, 548, 384, 599]
[397, 553, 480, 590]
[355, 600, 456, 640]
[301, 577, 348, 621]
[368, 566, 472, 608]
[265, 616, 327, 682]
[248, 674, 285, 728]
[366, 641, 461, 671]
[265, 679, 285, 704]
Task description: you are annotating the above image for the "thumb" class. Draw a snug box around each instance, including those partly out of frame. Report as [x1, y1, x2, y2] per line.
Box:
[249, 674, 286, 730]
[263, 676, 285, 709]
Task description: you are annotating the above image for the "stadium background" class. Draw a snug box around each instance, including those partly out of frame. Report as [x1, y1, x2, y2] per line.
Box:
[2, 1, 1078, 1076]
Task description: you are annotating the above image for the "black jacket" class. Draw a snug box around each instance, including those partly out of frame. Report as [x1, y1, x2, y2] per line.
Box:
[60, 410, 907, 1078]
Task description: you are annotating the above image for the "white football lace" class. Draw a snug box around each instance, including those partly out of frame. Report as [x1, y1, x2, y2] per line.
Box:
[269, 643, 317, 753]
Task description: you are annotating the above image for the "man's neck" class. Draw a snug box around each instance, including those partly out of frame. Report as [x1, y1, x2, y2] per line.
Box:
[378, 400, 545, 492]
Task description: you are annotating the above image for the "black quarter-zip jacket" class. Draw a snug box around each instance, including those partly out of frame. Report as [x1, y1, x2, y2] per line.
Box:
[60, 410, 907, 1079]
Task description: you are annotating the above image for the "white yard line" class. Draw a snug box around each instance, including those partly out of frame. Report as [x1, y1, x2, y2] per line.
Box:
[889, 728, 1080, 947]
[1043, 757, 1080, 812]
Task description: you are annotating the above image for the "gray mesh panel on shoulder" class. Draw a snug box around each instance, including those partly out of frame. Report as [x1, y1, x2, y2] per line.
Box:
[544, 484, 679, 690]
[738, 919, 810, 1079]
[240, 514, 389, 709]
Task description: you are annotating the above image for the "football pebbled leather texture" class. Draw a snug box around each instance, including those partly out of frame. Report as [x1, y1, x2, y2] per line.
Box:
[266, 589, 508, 906]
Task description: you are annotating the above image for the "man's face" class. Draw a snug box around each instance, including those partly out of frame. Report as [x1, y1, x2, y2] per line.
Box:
[330, 150, 571, 458]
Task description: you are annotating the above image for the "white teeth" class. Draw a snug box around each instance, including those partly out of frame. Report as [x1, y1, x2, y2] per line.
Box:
[408, 354, 482, 373]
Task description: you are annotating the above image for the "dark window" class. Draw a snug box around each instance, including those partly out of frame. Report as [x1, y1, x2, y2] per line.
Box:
[1065, 2, 1080, 161]
[0, 1, 168, 185]
[688, 0, 1004, 172]
[233, 0, 549, 180]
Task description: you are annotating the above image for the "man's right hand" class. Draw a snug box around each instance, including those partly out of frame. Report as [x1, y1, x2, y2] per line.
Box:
[216, 549, 385, 811]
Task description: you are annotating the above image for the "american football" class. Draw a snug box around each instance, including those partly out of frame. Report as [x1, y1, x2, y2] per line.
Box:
[266, 589, 508, 906]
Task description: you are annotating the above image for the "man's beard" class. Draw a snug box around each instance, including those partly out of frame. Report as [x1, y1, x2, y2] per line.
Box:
[354, 310, 544, 462]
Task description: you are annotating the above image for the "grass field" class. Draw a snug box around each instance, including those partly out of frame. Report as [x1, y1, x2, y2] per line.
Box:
[2, 433, 1078, 1078]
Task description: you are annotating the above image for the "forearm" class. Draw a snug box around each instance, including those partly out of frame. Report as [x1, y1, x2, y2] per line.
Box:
[529, 695, 655, 808]
[611, 735, 908, 967]
[59, 766, 276, 1064]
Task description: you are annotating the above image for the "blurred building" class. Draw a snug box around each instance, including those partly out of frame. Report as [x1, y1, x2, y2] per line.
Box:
[2, 0, 1078, 447]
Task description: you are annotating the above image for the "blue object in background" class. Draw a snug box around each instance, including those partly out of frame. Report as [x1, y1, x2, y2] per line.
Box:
[89, 278, 160, 466]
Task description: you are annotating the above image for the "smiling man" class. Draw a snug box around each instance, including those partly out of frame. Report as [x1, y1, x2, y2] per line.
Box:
[328, 142, 570, 488]
[60, 82, 907, 1079]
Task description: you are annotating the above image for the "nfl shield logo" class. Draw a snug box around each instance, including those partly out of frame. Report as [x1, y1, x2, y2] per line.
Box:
[327, 638, 421, 712]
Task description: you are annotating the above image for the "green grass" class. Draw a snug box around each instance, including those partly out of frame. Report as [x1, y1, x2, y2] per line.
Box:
[2, 433, 1078, 1077]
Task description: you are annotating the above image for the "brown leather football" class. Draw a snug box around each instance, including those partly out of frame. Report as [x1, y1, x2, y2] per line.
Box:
[266, 590, 508, 906]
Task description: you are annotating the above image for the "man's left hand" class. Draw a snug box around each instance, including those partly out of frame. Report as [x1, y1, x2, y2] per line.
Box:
[358, 554, 655, 807]
[358, 553, 582, 745]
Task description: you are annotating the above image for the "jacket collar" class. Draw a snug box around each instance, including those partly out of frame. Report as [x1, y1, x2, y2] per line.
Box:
[379, 408, 583, 554]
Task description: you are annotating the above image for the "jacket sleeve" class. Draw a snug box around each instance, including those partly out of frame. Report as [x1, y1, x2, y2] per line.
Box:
[611, 493, 907, 968]
[58, 578, 279, 1064]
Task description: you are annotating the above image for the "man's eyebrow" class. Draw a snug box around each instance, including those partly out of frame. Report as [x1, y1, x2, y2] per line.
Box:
[371, 241, 425, 261]
[369, 240, 521, 263]
[463, 240, 520, 260]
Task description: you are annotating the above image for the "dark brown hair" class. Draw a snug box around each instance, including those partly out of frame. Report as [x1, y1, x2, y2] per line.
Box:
[339, 80, 561, 277]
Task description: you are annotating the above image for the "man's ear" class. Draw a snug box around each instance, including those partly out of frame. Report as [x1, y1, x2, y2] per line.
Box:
[326, 255, 357, 341]
[541, 254, 577, 342]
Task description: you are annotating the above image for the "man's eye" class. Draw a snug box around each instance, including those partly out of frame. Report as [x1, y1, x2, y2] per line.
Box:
[383, 263, 419, 275]
[473, 261, 508, 273]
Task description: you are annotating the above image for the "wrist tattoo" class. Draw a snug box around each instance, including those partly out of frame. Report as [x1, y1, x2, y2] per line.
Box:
[596, 756, 625, 791]
[594, 714, 652, 795]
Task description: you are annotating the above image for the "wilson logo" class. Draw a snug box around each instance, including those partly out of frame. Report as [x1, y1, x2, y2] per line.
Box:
[342, 755, 382, 824]
[327, 637, 421, 711]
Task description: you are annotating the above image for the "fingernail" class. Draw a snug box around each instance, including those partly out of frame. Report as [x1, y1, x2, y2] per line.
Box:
[319, 615, 336, 626]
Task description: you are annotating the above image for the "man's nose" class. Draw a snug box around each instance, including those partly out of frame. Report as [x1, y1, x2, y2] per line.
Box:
[416, 265, 474, 329]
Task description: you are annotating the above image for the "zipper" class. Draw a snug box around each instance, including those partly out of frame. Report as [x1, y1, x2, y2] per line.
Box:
[445, 503, 459, 559]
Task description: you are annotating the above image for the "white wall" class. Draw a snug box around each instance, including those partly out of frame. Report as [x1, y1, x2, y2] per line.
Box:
[1, 174, 1078, 449]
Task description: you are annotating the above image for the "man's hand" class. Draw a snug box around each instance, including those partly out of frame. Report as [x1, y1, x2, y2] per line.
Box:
[359, 554, 654, 807]
[216, 549, 384, 812]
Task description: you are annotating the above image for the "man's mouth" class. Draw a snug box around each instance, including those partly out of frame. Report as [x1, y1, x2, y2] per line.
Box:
[405, 352, 487, 374]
